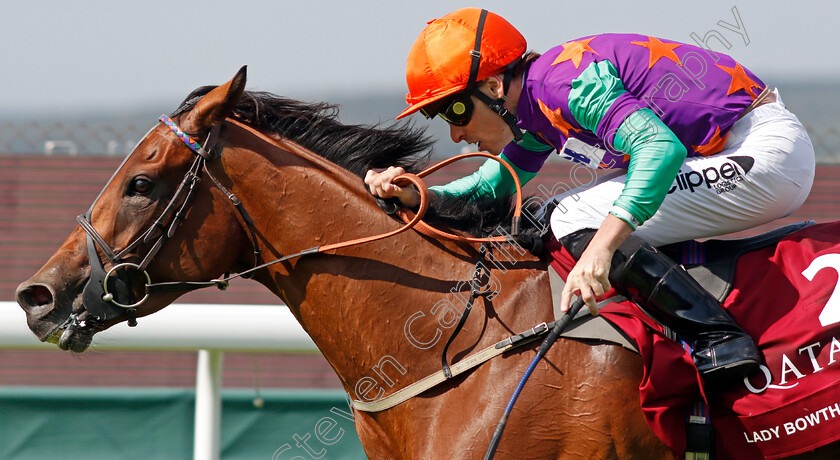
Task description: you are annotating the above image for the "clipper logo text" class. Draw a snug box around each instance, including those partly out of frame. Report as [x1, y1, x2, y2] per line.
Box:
[668, 155, 754, 195]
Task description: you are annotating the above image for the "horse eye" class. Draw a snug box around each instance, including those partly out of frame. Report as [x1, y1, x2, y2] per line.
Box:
[130, 177, 153, 195]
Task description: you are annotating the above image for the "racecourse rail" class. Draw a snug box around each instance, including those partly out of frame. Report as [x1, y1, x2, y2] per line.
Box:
[0, 301, 318, 460]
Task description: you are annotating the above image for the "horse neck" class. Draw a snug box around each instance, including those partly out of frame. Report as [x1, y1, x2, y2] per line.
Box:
[215, 120, 553, 393]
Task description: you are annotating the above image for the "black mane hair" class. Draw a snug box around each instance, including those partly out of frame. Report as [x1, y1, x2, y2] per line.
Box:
[172, 87, 542, 240]
[172, 87, 432, 177]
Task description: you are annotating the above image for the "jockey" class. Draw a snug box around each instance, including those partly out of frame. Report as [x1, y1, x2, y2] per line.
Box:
[365, 8, 815, 384]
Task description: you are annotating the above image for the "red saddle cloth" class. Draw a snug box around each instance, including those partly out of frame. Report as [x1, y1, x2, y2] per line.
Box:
[548, 221, 840, 459]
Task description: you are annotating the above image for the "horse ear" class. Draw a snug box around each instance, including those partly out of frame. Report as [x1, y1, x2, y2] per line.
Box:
[181, 66, 247, 134]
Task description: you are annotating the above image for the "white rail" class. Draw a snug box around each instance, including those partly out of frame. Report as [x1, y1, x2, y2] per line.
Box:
[0, 302, 320, 460]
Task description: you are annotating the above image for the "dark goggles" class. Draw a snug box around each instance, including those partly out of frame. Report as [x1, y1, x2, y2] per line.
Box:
[419, 92, 474, 126]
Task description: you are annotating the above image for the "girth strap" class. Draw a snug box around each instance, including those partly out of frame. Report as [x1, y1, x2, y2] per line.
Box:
[352, 302, 588, 412]
[352, 324, 545, 412]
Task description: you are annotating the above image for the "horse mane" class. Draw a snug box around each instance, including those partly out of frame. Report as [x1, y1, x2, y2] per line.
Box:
[171, 87, 541, 239]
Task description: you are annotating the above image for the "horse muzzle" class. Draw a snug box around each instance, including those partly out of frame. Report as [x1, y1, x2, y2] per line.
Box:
[15, 281, 66, 340]
[14, 277, 99, 352]
[15, 250, 147, 352]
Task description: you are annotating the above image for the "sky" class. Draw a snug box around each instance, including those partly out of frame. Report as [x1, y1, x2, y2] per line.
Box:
[1, 0, 838, 117]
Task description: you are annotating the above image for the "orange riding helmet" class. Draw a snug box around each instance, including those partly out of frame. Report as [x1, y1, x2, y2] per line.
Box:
[396, 8, 527, 120]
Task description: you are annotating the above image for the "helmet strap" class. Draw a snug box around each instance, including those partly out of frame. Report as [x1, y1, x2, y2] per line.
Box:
[500, 58, 523, 142]
[471, 89, 523, 142]
[465, 9, 523, 143]
[502, 58, 519, 96]
[464, 9, 488, 94]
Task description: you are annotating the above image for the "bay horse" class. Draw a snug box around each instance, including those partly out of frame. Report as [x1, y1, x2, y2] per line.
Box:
[13, 67, 836, 459]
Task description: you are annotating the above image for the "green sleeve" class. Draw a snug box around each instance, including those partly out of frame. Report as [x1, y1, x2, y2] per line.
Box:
[611, 109, 686, 228]
[429, 152, 538, 200]
[568, 60, 627, 134]
[567, 60, 686, 229]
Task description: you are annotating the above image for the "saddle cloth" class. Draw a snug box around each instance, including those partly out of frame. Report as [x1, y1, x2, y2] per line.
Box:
[546, 220, 840, 459]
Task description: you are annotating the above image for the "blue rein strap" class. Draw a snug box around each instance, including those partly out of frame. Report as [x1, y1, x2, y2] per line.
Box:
[484, 297, 585, 460]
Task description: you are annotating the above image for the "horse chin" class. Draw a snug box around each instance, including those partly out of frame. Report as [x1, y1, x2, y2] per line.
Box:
[39, 293, 101, 353]
[57, 326, 94, 353]
[52, 310, 99, 353]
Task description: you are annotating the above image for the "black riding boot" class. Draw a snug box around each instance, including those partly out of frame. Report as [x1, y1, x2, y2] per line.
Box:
[561, 230, 761, 384]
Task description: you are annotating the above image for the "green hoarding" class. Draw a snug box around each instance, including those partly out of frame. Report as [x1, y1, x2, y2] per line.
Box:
[0, 387, 366, 459]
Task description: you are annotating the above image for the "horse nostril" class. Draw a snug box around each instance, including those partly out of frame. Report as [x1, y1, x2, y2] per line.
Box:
[16, 285, 54, 309]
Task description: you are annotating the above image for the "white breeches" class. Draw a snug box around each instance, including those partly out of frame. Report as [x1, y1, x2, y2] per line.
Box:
[549, 91, 816, 247]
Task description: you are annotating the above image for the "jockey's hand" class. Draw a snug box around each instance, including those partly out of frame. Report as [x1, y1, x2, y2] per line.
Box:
[560, 244, 612, 316]
[364, 167, 420, 208]
[560, 214, 634, 315]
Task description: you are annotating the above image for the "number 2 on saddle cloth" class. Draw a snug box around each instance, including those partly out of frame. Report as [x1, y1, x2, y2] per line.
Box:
[547, 220, 840, 460]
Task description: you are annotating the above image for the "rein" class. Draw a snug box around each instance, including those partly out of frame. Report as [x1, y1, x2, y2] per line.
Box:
[146, 122, 525, 297]
[395, 152, 523, 243]
[76, 115, 526, 326]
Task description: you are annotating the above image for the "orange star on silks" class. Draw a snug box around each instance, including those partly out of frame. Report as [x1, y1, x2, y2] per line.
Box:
[551, 37, 598, 69]
[715, 63, 762, 99]
[537, 98, 580, 138]
[692, 126, 729, 156]
[599, 153, 631, 169]
[630, 36, 682, 69]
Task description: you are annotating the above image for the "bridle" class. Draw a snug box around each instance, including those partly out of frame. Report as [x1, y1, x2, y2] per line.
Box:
[75, 115, 237, 326]
[74, 114, 525, 327]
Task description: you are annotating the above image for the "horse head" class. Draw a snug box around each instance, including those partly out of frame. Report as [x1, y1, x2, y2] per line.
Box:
[15, 67, 252, 352]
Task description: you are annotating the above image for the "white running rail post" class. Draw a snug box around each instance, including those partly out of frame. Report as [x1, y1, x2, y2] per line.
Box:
[194, 349, 223, 460]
